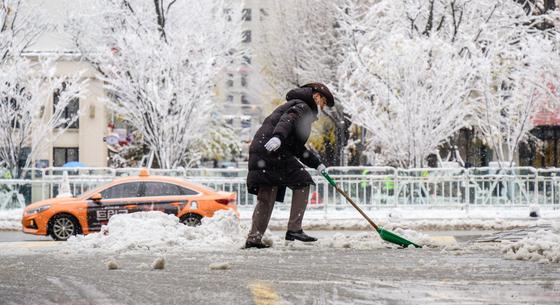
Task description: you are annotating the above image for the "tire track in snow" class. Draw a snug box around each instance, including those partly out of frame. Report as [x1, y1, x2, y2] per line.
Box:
[47, 275, 116, 304]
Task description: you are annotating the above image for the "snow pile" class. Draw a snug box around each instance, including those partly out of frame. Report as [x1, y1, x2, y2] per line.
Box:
[259, 206, 560, 231]
[66, 210, 245, 253]
[0, 208, 22, 230]
[279, 228, 430, 250]
[501, 224, 560, 263]
[151, 257, 165, 270]
[529, 204, 540, 218]
[315, 232, 385, 249]
[294, 218, 538, 232]
[106, 258, 119, 270]
[55, 171, 73, 198]
[209, 262, 231, 270]
[391, 228, 439, 247]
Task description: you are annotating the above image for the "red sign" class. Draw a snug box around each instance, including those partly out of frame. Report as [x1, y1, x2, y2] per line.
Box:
[533, 82, 560, 126]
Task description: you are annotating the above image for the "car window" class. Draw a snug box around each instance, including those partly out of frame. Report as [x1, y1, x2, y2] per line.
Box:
[142, 182, 179, 197]
[179, 186, 198, 196]
[100, 182, 141, 199]
[142, 182, 198, 197]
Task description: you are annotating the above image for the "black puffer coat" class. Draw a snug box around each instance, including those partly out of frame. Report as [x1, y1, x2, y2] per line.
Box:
[247, 87, 322, 202]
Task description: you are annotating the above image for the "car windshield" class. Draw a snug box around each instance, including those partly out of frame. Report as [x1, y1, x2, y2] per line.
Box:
[78, 183, 111, 200]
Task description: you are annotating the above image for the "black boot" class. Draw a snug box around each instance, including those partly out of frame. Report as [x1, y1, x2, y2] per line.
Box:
[243, 240, 270, 249]
[285, 230, 317, 242]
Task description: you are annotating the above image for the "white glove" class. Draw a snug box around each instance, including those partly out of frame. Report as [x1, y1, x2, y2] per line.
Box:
[264, 137, 281, 152]
[317, 164, 327, 173]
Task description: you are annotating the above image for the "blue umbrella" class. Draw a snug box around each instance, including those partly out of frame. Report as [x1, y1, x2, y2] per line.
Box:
[62, 161, 87, 168]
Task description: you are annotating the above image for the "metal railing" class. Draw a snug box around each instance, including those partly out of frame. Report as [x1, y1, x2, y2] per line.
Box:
[1, 166, 559, 209]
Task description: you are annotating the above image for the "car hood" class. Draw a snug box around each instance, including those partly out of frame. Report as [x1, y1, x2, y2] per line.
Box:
[25, 197, 79, 210]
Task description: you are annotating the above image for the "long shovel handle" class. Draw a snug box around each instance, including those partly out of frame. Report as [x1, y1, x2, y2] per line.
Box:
[321, 171, 379, 231]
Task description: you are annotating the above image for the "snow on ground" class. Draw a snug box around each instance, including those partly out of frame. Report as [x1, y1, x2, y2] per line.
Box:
[1, 205, 559, 231]
[59, 211, 439, 254]
[65, 210, 246, 253]
[5, 205, 560, 263]
[501, 223, 560, 263]
[264, 206, 560, 231]
[59, 210, 461, 255]
[0, 209, 22, 230]
[291, 217, 546, 232]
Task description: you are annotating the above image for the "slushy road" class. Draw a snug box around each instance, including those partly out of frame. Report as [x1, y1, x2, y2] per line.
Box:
[1, 231, 559, 305]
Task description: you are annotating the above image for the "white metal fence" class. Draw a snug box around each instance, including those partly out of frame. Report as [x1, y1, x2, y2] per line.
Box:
[1, 166, 560, 209]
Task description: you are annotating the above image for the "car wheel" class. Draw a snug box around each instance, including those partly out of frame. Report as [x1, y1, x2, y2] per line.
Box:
[49, 214, 80, 241]
[181, 213, 202, 227]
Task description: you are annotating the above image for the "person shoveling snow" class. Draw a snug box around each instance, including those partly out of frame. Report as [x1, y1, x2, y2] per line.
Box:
[245, 83, 335, 249]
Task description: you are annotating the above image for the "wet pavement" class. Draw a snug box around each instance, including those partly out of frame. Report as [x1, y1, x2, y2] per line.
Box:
[1, 230, 559, 305]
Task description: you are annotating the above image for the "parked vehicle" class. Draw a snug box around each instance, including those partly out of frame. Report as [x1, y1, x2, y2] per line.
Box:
[21, 169, 237, 240]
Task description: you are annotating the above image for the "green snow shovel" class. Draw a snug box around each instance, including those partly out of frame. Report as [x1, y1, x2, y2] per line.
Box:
[321, 171, 422, 248]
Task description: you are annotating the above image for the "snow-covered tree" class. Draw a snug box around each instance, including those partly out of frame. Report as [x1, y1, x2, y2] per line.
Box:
[336, 0, 478, 168]
[258, 0, 341, 95]
[259, 0, 351, 165]
[69, 0, 243, 169]
[336, 0, 560, 167]
[473, 27, 559, 165]
[191, 122, 241, 165]
[0, 1, 86, 178]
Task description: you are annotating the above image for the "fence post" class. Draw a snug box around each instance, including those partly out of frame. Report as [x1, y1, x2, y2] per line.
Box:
[535, 172, 540, 205]
[392, 168, 398, 208]
[464, 169, 470, 211]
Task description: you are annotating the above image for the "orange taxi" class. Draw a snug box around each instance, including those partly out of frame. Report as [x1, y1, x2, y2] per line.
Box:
[22, 169, 237, 240]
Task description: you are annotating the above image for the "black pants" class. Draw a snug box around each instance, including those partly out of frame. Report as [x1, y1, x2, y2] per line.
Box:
[247, 186, 310, 243]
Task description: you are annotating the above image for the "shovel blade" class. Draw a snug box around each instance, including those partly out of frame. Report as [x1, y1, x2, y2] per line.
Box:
[377, 228, 422, 248]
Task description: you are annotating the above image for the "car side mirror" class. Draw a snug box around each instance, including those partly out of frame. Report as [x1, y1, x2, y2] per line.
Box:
[90, 193, 102, 202]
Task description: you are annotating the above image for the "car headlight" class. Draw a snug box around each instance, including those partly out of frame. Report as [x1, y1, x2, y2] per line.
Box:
[27, 205, 51, 215]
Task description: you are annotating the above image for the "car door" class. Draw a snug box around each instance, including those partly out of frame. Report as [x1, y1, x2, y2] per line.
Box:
[86, 182, 142, 231]
[138, 181, 196, 216]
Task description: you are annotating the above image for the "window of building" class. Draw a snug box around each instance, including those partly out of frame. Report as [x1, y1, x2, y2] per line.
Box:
[226, 95, 234, 103]
[53, 147, 79, 167]
[226, 73, 234, 87]
[223, 8, 232, 21]
[242, 30, 251, 43]
[53, 82, 79, 129]
[242, 8, 252, 21]
[242, 55, 251, 65]
[2, 84, 29, 129]
[241, 95, 250, 104]
[3, 97, 21, 128]
[18, 147, 31, 169]
[241, 73, 248, 87]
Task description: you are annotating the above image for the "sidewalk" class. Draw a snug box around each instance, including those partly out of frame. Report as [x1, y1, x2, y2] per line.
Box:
[242, 206, 560, 231]
[2, 206, 559, 231]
